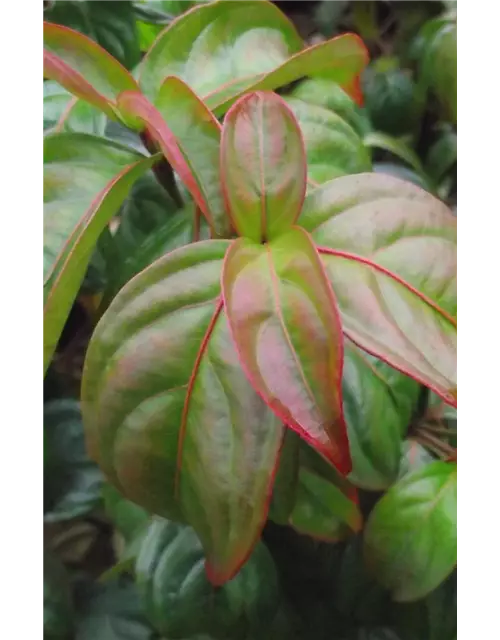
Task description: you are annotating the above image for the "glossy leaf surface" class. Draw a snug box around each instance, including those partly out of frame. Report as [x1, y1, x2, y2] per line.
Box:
[286, 98, 371, 184]
[290, 467, 362, 541]
[44, 133, 157, 373]
[44, 400, 103, 522]
[82, 241, 284, 585]
[221, 92, 306, 242]
[138, 0, 367, 112]
[44, 22, 138, 121]
[117, 84, 226, 236]
[364, 461, 457, 602]
[44, 81, 106, 135]
[319, 249, 457, 405]
[301, 172, 457, 318]
[135, 518, 280, 639]
[44, 1, 141, 69]
[343, 342, 419, 490]
[222, 228, 350, 473]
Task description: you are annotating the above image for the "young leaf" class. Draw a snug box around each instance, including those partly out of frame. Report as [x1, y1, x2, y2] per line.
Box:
[137, 0, 368, 112]
[222, 227, 350, 473]
[285, 98, 371, 183]
[82, 241, 284, 586]
[43, 134, 158, 373]
[117, 85, 226, 236]
[364, 461, 457, 602]
[221, 92, 306, 242]
[135, 519, 281, 639]
[318, 249, 457, 406]
[343, 342, 419, 490]
[44, 22, 138, 122]
[290, 467, 362, 541]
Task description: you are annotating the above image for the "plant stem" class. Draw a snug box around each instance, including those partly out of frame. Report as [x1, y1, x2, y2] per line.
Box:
[140, 130, 184, 208]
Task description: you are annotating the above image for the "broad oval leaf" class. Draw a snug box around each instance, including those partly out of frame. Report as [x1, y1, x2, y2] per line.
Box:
[343, 342, 419, 490]
[319, 249, 457, 406]
[221, 92, 306, 242]
[82, 241, 284, 585]
[285, 97, 371, 184]
[364, 461, 457, 602]
[137, 0, 367, 112]
[290, 467, 362, 542]
[43, 133, 158, 373]
[301, 173, 457, 318]
[44, 21, 138, 122]
[222, 227, 350, 473]
[117, 84, 227, 236]
[135, 518, 280, 639]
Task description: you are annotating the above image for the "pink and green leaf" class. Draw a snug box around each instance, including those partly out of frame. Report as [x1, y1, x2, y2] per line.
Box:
[82, 241, 284, 586]
[44, 133, 158, 374]
[222, 227, 351, 473]
[44, 22, 138, 123]
[300, 173, 457, 317]
[117, 86, 225, 236]
[136, 0, 368, 113]
[318, 248, 457, 406]
[221, 92, 307, 242]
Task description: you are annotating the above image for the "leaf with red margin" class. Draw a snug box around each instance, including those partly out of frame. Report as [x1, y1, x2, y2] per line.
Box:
[300, 173, 457, 318]
[117, 87, 226, 236]
[318, 248, 457, 406]
[44, 133, 159, 374]
[81, 241, 284, 586]
[221, 92, 306, 243]
[136, 0, 368, 113]
[44, 22, 138, 123]
[222, 227, 351, 474]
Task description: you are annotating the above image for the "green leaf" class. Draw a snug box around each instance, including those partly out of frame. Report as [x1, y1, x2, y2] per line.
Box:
[418, 19, 457, 123]
[44, 399, 103, 522]
[44, 1, 140, 69]
[137, 0, 368, 113]
[103, 484, 150, 544]
[393, 571, 456, 640]
[363, 132, 428, 186]
[425, 128, 457, 184]
[135, 518, 280, 640]
[318, 248, 457, 406]
[373, 162, 429, 191]
[289, 77, 371, 137]
[117, 80, 227, 236]
[221, 92, 306, 242]
[82, 241, 284, 586]
[268, 430, 300, 525]
[222, 228, 350, 473]
[300, 173, 457, 318]
[44, 551, 74, 640]
[343, 342, 419, 490]
[74, 578, 155, 640]
[285, 97, 371, 184]
[364, 461, 457, 602]
[331, 536, 392, 627]
[44, 81, 106, 135]
[290, 467, 362, 541]
[44, 21, 139, 123]
[362, 63, 423, 136]
[43, 133, 157, 373]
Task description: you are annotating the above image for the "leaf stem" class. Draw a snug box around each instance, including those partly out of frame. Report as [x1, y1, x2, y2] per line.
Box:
[140, 130, 184, 208]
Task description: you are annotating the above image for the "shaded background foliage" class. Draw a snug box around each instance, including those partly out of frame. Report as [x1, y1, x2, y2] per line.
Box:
[44, 2, 457, 639]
